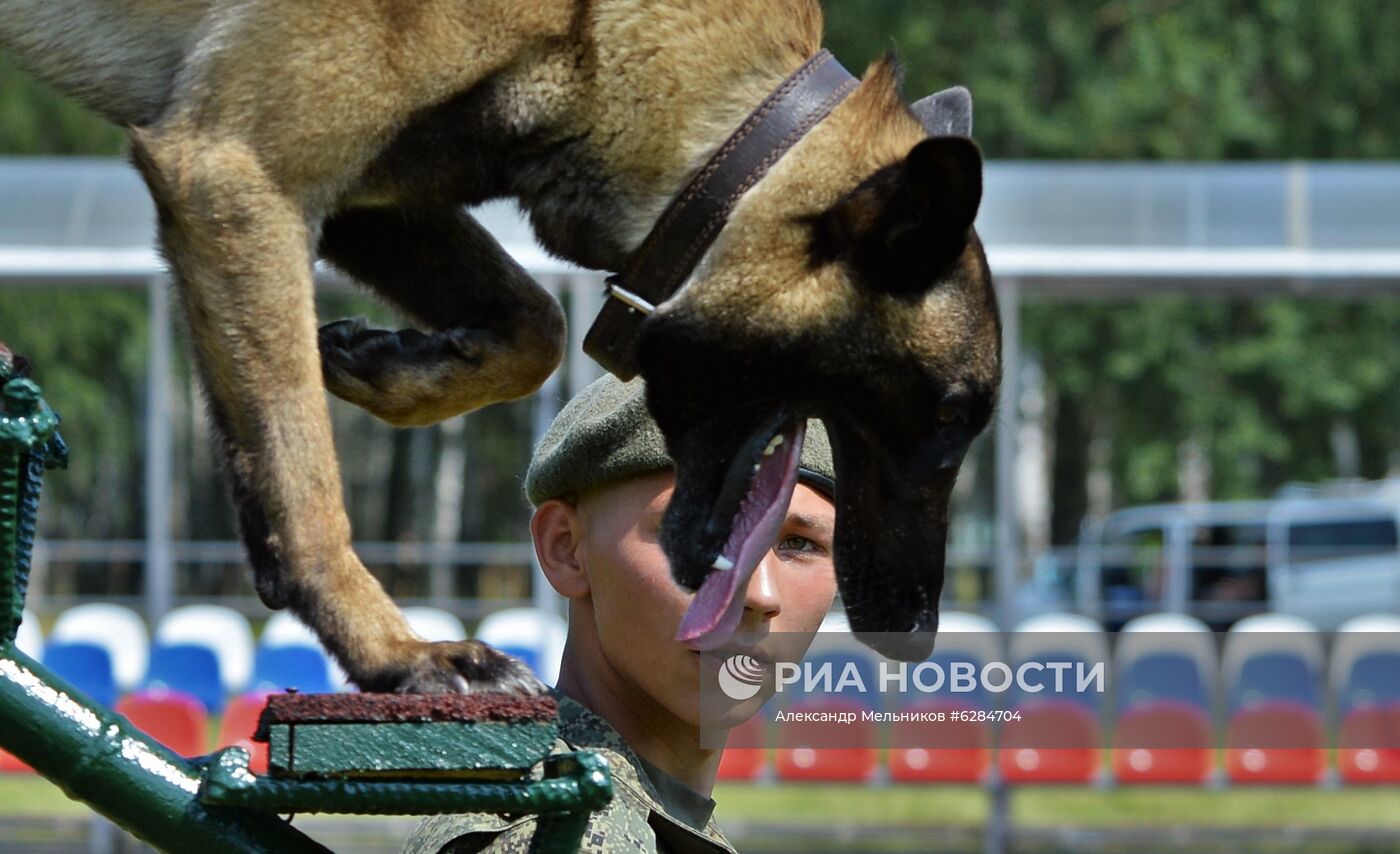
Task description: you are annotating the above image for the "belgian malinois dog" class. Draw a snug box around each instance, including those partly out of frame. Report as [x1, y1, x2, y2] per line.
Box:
[1, 0, 999, 692]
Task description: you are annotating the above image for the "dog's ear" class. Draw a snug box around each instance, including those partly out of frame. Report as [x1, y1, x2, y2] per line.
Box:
[810, 136, 982, 297]
[912, 85, 973, 137]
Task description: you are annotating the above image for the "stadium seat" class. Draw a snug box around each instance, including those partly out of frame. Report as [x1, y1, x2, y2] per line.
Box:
[402, 607, 467, 642]
[1009, 652, 1102, 714]
[1112, 701, 1214, 784]
[50, 603, 148, 691]
[773, 697, 878, 782]
[476, 608, 566, 686]
[43, 641, 117, 707]
[116, 691, 208, 757]
[216, 692, 273, 774]
[155, 605, 254, 693]
[145, 643, 225, 714]
[1224, 701, 1325, 784]
[0, 749, 32, 774]
[1337, 705, 1400, 784]
[888, 697, 992, 783]
[259, 612, 347, 691]
[1229, 653, 1321, 712]
[935, 611, 1003, 666]
[14, 608, 43, 660]
[1010, 613, 1109, 712]
[1117, 613, 1214, 663]
[716, 714, 768, 781]
[1330, 614, 1400, 704]
[798, 651, 881, 708]
[1118, 653, 1210, 711]
[1000, 701, 1102, 784]
[1340, 652, 1400, 712]
[250, 645, 334, 695]
[1331, 620, 1400, 784]
[1221, 614, 1324, 686]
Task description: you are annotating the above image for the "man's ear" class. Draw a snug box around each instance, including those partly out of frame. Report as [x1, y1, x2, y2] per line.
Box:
[810, 136, 982, 297]
[530, 500, 591, 599]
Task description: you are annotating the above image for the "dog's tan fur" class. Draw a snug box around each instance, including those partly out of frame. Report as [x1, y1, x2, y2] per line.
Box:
[1, 0, 999, 688]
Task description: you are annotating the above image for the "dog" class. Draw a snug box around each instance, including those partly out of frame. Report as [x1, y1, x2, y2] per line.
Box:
[0, 0, 1000, 691]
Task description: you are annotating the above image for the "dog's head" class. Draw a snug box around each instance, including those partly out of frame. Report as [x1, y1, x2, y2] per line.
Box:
[634, 64, 1000, 661]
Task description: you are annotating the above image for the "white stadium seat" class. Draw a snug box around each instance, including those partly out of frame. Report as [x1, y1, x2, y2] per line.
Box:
[155, 604, 255, 692]
[51, 603, 149, 691]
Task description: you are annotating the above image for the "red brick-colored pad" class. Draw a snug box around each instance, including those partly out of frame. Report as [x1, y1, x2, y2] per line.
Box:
[254, 693, 556, 741]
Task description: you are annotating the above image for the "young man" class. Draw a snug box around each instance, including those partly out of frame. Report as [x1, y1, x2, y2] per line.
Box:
[405, 375, 838, 853]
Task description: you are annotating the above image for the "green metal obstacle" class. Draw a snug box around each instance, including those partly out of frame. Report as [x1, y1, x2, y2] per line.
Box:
[0, 349, 612, 853]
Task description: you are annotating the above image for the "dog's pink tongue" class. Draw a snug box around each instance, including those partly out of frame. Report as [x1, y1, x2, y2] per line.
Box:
[678, 423, 806, 650]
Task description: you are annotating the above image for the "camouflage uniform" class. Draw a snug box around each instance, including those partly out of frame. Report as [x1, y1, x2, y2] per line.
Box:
[403, 694, 737, 853]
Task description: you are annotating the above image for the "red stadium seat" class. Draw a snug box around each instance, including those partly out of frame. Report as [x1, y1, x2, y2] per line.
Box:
[116, 690, 209, 758]
[1000, 702, 1101, 784]
[0, 748, 33, 774]
[717, 715, 768, 781]
[1224, 702, 1325, 784]
[1112, 702, 1213, 784]
[774, 698, 877, 782]
[216, 692, 274, 774]
[1337, 705, 1400, 785]
[888, 699, 991, 783]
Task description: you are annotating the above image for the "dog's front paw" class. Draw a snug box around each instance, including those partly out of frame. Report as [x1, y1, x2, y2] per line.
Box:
[361, 639, 546, 696]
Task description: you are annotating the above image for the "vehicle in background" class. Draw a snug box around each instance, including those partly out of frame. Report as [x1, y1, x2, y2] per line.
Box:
[1024, 481, 1400, 631]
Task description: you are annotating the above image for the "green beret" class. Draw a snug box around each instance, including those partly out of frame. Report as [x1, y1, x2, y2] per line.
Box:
[526, 374, 835, 506]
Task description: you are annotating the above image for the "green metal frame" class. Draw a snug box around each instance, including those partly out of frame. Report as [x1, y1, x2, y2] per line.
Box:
[0, 354, 612, 853]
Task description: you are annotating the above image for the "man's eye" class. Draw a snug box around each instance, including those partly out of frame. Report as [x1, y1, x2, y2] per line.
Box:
[777, 535, 824, 554]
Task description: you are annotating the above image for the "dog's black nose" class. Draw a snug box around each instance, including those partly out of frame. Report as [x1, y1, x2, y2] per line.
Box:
[854, 628, 938, 663]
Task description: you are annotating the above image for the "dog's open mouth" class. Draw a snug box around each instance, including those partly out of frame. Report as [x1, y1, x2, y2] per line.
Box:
[677, 417, 806, 650]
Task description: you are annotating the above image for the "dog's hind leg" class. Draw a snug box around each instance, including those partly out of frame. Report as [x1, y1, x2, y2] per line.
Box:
[316, 205, 566, 427]
[130, 132, 540, 695]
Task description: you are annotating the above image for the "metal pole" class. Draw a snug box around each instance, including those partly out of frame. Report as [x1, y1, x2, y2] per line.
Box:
[0, 645, 329, 853]
[994, 278, 1021, 631]
[143, 276, 174, 622]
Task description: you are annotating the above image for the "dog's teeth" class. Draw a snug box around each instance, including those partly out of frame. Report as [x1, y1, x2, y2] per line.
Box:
[763, 435, 785, 456]
[712, 555, 735, 571]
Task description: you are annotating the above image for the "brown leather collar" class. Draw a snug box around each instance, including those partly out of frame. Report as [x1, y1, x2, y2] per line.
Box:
[583, 50, 858, 380]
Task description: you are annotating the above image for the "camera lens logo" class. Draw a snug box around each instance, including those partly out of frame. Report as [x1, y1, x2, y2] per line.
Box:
[717, 654, 767, 700]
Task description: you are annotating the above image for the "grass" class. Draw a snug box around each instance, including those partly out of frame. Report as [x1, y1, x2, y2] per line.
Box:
[714, 783, 1400, 829]
[5, 775, 1398, 832]
[0, 776, 93, 818]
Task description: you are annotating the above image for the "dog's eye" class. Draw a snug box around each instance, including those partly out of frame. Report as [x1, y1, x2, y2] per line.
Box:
[936, 401, 968, 425]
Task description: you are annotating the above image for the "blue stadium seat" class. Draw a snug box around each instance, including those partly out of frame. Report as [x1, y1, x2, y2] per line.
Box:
[1229, 652, 1320, 713]
[1340, 652, 1400, 713]
[145, 643, 225, 714]
[250, 645, 334, 695]
[1011, 652, 1102, 713]
[43, 641, 117, 708]
[495, 644, 542, 680]
[1117, 652, 1210, 712]
[903, 652, 989, 710]
[795, 652, 880, 710]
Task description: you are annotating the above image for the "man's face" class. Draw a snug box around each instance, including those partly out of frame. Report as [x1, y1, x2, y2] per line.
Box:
[569, 470, 837, 728]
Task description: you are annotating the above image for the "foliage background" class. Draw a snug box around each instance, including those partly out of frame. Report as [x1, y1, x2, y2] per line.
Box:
[1, 2, 1399, 597]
